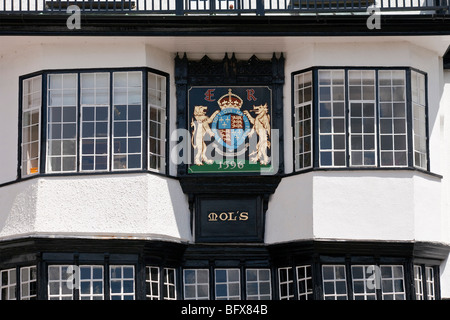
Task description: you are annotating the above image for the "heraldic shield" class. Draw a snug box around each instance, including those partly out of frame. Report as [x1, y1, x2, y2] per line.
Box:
[188, 87, 273, 174]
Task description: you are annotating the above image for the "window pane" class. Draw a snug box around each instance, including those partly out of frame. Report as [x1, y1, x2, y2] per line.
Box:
[318, 70, 346, 167]
[426, 267, 436, 300]
[412, 71, 427, 170]
[81, 73, 110, 172]
[113, 72, 142, 171]
[215, 269, 240, 300]
[146, 267, 160, 300]
[47, 265, 73, 300]
[163, 268, 176, 300]
[296, 265, 313, 300]
[184, 269, 209, 300]
[378, 71, 407, 167]
[348, 71, 376, 167]
[0, 269, 16, 300]
[246, 269, 271, 300]
[110, 266, 135, 300]
[278, 268, 294, 300]
[381, 265, 405, 300]
[47, 74, 78, 173]
[148, 73, 167, 173]
[22, 76, 42, 177]
[322, 265, 347, 300]
[20, 266, 37, 300]
[351, 265, 377, 300]
[79, 266, 104, 300]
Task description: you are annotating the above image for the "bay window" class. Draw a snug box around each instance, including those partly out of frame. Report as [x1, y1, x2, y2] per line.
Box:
[293, 67, 429, 172]
[19, 68, 168, 178]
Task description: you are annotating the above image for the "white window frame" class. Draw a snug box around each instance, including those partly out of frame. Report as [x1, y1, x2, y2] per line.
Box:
[20, 266, 37, 300]
[47, 265, 73, 300]
[348, 70, 377, 167]
[411, 70, 427, 170]
[188, 0, 210, 10]
[215, 268, 241, 300]
[148, 72, 167, 173]
[351, 265, 377, 300]
[46, 73, 78, 173]
[246, 268, 271, 300]
[183, 269, 209, 300]
[21, 75, 42, 177]
[296, 265, 313, 300]
[79, 265, 104, 300]
[146, 266, 160, 300]
[0, 268, 17, 300]
[163, 267, 177, 300]
[109, 265, 135, 300]
[414, 265, 424, 300]
[112, 71, 143, 171]
[380, 265, 406, 300]
[278, 267, 294, 300]
[318, 69, 347, 167]
[426, 267, 436, 300]
[80, 72, 110, 172]
[322, 265, 348, 300]
[378, 70, 408, 168]
[294, 71, 313, 171]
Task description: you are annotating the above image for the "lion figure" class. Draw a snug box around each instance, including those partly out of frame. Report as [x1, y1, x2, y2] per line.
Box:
[191, 106, 220, 165]
[243, 103, 271, 165]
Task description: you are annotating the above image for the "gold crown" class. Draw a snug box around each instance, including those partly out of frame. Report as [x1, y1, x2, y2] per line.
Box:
[218, 89, 243, 110]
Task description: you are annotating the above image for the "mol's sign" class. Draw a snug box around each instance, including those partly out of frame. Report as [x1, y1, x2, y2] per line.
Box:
[195, 197, 264, 243]
[188, 86, 273, 174]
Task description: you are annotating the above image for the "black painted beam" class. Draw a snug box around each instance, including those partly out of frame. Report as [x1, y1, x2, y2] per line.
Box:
[1, 14, 450, 36]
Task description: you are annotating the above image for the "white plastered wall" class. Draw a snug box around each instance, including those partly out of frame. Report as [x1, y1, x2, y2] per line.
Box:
[437, 69, 450, 298]
[0, 173, 191, 242]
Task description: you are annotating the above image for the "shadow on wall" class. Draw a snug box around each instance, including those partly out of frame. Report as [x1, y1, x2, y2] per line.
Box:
[264, 173, 314, 243]
[163, 176, 192, 242]
[0, 179, 39, 239]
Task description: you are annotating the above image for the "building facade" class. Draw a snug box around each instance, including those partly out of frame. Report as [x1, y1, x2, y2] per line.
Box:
[1, 0, 450, 300]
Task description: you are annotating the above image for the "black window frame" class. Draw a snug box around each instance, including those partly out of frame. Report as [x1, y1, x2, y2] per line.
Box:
[17, 67, 170, 180]
[291, 66, 430, 174]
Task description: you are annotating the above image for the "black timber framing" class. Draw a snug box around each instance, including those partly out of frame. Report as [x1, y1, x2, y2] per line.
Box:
[174, 53, 284, 243]
[0, 237, 448, 300]
[2, 15, 450, 36]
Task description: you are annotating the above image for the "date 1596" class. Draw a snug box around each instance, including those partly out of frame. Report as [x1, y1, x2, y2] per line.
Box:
[218, 160, 244, 170]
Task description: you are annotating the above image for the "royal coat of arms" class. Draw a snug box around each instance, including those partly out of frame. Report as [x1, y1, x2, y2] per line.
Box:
[188, 87, 272, 173]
